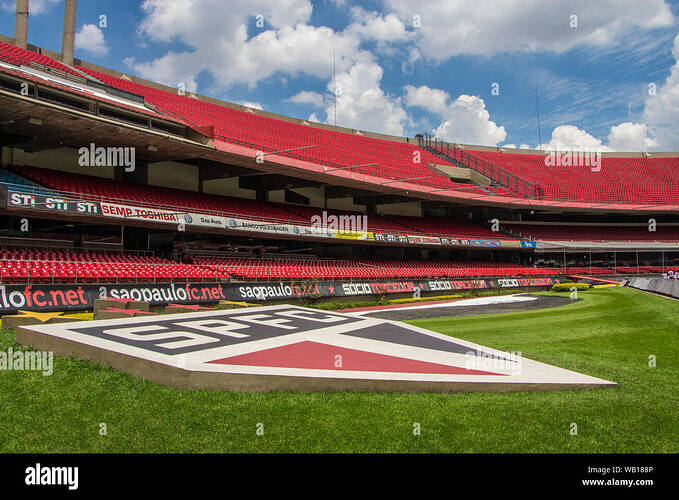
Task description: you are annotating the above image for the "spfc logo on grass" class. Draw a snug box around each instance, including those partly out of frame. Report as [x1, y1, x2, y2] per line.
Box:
[16, 305, 615, 393]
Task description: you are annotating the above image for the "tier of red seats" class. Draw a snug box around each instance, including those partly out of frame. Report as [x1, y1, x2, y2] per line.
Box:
[470, 150, 679, 204]
[0, 248, 227, 283]
[195, 256, 560, 280]
[4, 42, 679, 206]
[12, 165, 677, 243]
[76, 67, 479, 192]
[4, 248, 560, 283]
[197, 257, 674, 279]
[8, 165, 310, 224]
[2, 246, 669, 284]
[0, 64, 180, 124]
[504, 224, 679, 242]
[6, 165, 516, 239]
[0, 40, 82, 77]
[75, 65, 679, 206]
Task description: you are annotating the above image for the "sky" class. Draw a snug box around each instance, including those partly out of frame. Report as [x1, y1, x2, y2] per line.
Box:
[2, 0, 679, 151]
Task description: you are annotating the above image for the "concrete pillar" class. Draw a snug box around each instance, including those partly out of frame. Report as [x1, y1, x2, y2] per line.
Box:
[61, 0, 77, 66]
[14, 0, 29, 50]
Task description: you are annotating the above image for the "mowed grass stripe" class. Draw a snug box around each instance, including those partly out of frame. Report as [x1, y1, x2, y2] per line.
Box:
[0, 287, 676, 453]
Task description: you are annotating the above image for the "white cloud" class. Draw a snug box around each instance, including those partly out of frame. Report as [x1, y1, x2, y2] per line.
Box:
[643, 33, 679, 150]
[75, 24, 108, 57]
[324, 62, 408, 135]
[404, 85, 449, 115]
[385, 0, 674, 59]
[537, 125, 610, 151]
[132, 0, 371, 90]
[288, 90, 325, 108]
[525, 33, 679, 153]
[131, 0, 410, 136]
[608, 122, 657, 151]
[347, 7, 411, 42]
[240, 101, 263, 110]
[127, 0, 679, 152]
[401, 47, 421, 73]
[543, 32, 679, 152]
[405, 85, 506, 145]
[124, 51, 204, 92]
[521, 123, 656, 153]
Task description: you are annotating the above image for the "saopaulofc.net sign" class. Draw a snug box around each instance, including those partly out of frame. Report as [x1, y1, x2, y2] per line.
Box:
[0, 277, 560, 313]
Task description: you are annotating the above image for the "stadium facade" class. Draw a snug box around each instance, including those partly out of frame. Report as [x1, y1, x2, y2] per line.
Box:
[1, 1, 678, 312]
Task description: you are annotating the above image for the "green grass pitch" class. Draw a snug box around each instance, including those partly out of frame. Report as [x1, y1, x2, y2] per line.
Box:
[0, 287, 677, 453]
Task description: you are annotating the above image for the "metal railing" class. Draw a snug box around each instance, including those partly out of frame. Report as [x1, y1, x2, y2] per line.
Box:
[418, 134, 545, 199]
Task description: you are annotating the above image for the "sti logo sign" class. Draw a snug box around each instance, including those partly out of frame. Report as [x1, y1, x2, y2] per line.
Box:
[17, 306, 615, 393]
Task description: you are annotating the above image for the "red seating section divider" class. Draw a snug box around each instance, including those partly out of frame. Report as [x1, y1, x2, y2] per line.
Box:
[75, 67, 482, 192]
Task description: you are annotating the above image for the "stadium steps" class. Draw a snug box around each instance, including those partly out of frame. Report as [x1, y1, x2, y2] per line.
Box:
[418, 134, 544, 199]
[426, 146, 467, 169]
[420, 144, 517, 194]
[65, 63, 107, 84]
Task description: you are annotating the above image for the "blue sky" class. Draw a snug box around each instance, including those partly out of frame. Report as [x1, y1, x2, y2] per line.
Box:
[2, 0, 679, 151]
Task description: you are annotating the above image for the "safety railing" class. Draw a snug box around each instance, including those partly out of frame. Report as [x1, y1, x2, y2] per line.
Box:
[418, 134, 545, 199]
